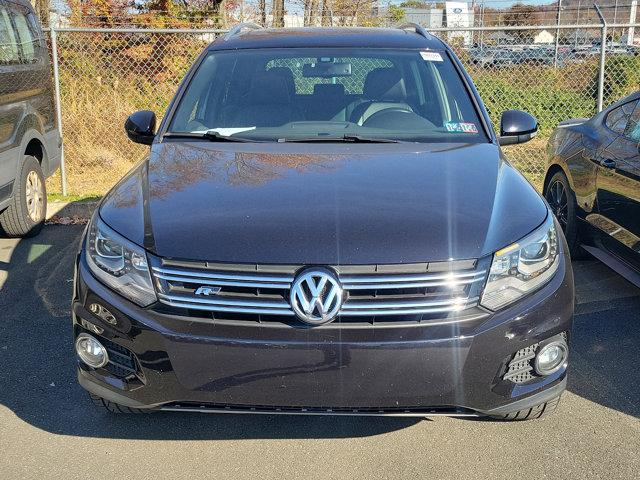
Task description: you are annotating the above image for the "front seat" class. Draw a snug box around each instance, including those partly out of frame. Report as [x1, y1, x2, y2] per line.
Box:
[234, 71, 300, 127]
[348, 68, 413, 125]
[306, 83, 348, 121]
[268, 66, 296, 98]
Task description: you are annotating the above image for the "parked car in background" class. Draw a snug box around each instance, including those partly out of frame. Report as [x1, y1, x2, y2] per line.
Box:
[0, 0, 61, 237]
[490, 48, 518, 67]
[545, 91, 640, 286]
[73, 24, 573, 420]
[468, 47, 497, 67]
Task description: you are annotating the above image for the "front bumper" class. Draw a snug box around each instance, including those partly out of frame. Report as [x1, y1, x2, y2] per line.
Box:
[72, 249, 574, 417]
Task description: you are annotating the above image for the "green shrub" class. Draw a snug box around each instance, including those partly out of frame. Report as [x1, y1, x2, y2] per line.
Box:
[475, 76, 596, 135]
[590, 55, 640, 106]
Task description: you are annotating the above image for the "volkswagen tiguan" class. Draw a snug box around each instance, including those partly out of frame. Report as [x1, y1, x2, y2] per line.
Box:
[72, 24, 574, 420]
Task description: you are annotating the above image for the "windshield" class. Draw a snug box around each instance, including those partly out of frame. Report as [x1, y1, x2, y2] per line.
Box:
[168, 48, 487, 143]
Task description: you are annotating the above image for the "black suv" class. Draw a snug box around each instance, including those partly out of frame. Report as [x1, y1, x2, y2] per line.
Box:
[0, 0, 61, 236]
[73, 25, 574, 420]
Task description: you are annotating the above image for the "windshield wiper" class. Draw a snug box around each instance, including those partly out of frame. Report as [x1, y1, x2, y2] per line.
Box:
[277, 134, 400, 143]
[163, 131, 255, 143]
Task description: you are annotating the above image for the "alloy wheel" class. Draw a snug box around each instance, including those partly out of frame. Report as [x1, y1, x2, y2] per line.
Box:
[25, 170, 44, 222]
[546, 180, 568, 231]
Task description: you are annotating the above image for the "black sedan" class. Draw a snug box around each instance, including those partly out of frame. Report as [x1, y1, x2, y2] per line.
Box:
[545, 91, 640, 285]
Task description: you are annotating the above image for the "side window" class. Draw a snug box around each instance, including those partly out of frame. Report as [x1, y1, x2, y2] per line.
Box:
[623, 103, 640, 142]
[0, 6, 19, 65]
[11, 9, 36, 63]
[605, 100, 639, 136]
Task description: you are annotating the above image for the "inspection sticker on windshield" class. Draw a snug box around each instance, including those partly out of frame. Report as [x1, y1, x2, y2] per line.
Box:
[445, 122, 479, 134]
[420, 51, 443, 62]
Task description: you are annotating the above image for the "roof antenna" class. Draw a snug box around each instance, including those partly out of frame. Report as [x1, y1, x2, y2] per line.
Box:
[397, 22, 429, 39]
[224, 22, 264, 41]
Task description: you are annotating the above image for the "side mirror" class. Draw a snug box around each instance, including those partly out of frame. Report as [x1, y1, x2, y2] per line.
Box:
[125, 110, 156, 145]
[498, 110, 538, 146]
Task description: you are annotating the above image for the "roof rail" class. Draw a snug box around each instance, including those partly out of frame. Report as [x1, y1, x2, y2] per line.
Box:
[397, 22, 429, 39]
[224, 22, 263, 41]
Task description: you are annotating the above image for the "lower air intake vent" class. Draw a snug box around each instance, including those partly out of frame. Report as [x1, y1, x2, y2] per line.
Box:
[100, 337, 139, 380]
[503, 342, 539, 384]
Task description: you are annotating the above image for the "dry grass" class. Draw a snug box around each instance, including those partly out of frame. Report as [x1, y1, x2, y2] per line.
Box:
[55, 76, 151, 194]
[503, 137, 547, 191]
[49, 34, 571, 196]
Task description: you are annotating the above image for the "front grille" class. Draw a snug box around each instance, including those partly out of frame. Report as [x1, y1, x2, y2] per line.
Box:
[101, 337, 139, 379]
[151, 258, 489, 325]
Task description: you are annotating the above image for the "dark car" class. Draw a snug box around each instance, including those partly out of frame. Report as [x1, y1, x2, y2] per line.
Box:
[0, 0, 61, 236]
[73, 24, 573, 420]
[545, 91, 640, 285]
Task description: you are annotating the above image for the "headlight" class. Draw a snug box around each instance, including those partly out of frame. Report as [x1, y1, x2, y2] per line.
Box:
[481, 214, 559, 311]
[85, 214, 156, 307]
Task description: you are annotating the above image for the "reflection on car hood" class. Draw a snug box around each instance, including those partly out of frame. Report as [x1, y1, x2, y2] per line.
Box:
[99, 141, 547, 264]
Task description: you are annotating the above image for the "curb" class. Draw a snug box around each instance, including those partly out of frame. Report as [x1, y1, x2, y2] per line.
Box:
[46, 200, 99, 221]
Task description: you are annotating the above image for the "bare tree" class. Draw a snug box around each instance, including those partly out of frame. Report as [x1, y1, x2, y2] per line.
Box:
[326, 0, 376, 27]
[259, 0, 266, 25]
[272, 0, 285, 27]
[304, 0, 323, 26]
[321, 0, 331, 26]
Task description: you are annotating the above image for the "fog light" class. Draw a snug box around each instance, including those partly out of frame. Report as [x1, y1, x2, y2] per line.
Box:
[75, 333, 109, 368]
[534, 340, 568, 376]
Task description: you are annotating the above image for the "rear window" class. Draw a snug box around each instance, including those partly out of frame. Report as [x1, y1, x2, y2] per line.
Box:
[266, 57, 394, 95]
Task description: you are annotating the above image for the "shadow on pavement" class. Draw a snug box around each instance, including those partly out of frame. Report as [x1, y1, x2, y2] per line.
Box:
[567, 260, 640, 418]
[0, 220, 638, 440]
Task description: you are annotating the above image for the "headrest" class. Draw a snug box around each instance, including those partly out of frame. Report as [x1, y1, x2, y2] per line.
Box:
[313, 83, 345, 97]
[267, 66, 296, 96]
[363, 68, 406, 102]
[249, 72, 291, 104]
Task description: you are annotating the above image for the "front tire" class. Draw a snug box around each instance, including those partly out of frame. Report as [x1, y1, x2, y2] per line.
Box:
[89, 393, 154, 414]
[0, 155, 46, 237]
[489, 395, 561, 421]
[544, 171, 586, 259]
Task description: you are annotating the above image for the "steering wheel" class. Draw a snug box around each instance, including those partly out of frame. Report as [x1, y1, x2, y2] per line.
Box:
[362, 107, 414, 127]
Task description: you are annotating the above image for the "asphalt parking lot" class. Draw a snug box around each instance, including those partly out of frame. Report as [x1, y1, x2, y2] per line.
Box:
[1, 225, 639, 480]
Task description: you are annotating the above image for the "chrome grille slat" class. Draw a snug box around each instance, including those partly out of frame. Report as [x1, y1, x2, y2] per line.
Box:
[340, 270, 486, 283]
[158, 299, 295, 316]
[339, 306, 473, 316]
[151, 266, 293, 283]
[341, 271, 486, 290]
[157, 292, 290, 309]
[343, 279, 483, 290]
[151, 260, 488, 323]
[154, 272, 290, 289]
[341, 297, 479, 310]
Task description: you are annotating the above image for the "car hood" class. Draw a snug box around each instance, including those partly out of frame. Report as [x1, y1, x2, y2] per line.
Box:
[99, 141, 547, 264]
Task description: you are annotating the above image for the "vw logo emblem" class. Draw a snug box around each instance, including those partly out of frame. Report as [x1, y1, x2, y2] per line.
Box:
[290, 269, 343, 325]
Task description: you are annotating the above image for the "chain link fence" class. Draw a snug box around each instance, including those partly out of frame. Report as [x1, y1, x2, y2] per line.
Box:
[44, 23, 640, 196]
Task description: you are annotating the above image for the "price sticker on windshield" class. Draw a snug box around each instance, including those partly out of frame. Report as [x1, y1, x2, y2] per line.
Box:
[445, 122, 479, 134]
[420, 51, 443, 62]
